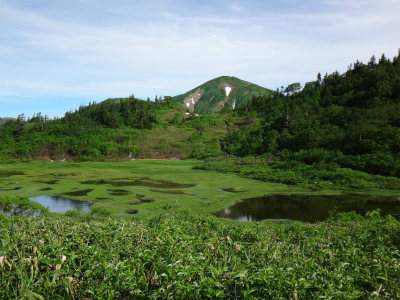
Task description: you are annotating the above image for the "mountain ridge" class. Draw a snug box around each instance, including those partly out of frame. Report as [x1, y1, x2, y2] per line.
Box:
[172, 76, 273, 114]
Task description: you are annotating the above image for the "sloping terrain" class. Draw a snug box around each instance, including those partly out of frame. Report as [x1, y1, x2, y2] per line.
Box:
[172, 76, 273, 114]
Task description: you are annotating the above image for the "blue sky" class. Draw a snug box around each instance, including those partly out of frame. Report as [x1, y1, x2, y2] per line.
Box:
[1, 0, 399, 118]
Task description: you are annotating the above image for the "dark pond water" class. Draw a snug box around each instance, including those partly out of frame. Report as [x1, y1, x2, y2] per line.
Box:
[0, 170, 24, 177]
[30, 195, 91, 213]
[62, 189, 93, 196]
[0, 187, 22, 191]
[108, 189, 132, 196]
[222, 188, 247, 193]
[81, 178, 195, 189]
[214, 194, 400, 223]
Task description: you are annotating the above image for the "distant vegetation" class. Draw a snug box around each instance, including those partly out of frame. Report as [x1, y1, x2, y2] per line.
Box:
[203, 52, 400, 188]
[0, 51, 399, 190]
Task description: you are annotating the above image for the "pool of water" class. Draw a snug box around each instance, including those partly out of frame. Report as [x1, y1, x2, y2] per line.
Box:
[62, 189, 94, 196]
[108, 189, 132, 196]
[30, 195, 91, 213]
[0, 170, 24, 177]
[214, 194, 400, 223]
[81, 177, 196, 189]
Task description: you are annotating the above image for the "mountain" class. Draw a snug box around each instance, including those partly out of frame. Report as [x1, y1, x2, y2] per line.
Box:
[172, 76, 273, 114]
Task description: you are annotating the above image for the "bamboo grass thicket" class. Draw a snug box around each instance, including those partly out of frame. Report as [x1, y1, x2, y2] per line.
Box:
[0, 202, 399, 299]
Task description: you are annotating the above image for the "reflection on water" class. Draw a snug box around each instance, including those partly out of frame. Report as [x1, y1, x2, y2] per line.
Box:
[215, 194, 400, 223]
[30, 195, 90, 213]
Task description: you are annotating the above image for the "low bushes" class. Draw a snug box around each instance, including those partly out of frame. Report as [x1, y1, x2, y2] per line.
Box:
[1, 208, 399, 299]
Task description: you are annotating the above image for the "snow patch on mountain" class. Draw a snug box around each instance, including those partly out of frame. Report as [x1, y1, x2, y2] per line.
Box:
[225, 87, 232, 97]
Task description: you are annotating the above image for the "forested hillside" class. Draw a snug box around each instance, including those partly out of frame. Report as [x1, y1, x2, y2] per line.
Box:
[0, 95, 227, 161]
[1, 51, 399, 189]
[0, 97, 166, 161]
[218, 52, 400, 177]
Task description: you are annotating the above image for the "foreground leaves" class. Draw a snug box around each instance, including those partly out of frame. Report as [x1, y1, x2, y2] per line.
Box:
[0, 209, 399, 299]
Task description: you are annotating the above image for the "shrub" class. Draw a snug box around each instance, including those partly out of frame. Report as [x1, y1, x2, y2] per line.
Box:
[0, 196, 49, 217]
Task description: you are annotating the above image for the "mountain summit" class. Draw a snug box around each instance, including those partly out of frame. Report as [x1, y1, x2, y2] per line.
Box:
[172, 76, 273, 114]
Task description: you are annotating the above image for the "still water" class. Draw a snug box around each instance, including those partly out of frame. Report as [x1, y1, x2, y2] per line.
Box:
[215, 194, 400, 223]
[81, 178, 195, 189]
[30, 195, 90, 213]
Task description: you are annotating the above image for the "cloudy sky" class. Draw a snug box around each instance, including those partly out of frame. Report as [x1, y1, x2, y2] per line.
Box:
[0, 0, 399, 118]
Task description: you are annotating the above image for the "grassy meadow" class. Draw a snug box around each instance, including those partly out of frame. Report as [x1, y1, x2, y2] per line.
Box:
[0, 160, 298, 220]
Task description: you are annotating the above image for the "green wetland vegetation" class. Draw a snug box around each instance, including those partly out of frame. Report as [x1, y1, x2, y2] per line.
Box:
[1, 51, 400, 298]
[1, 199, 400, 299]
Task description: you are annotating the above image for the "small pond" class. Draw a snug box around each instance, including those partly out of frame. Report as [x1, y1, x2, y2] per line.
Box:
[62, 189, 93, 196]
[214, 194, 400, 223]
[81, 177, 195, 189]
[30, 195, 91, 214]
[0, 170, 24, 177]
[108, 189, 132, 196]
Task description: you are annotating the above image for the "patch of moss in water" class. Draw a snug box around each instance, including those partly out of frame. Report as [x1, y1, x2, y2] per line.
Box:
[50, 173, 78, 177]
[140, 199, 155, 203]
[221, 188, 247, 193]
[0, 187, 22, 191]
[136, 193, 155, 203]
[81, 177, 195, 189]
[0, 170, 24, 177]
[62, 189, 94, 196]
[39, 187, 53, 191]
[107, 189, 132, 196]
[126, 194, 155, 205]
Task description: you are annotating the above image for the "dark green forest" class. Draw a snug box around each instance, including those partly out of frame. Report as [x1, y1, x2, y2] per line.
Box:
[0, 96, 170, 161]
[1, 51, 400, 189]
[197, 52, 398, 189]
[224, 52, 400, 177]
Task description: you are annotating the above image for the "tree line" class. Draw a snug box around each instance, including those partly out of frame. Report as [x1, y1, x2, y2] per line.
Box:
[222, 51, 400, 177]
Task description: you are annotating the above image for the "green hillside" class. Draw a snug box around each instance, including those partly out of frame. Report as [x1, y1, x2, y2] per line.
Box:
[0, 51, 399, 190]
[172, 76, 273, 114]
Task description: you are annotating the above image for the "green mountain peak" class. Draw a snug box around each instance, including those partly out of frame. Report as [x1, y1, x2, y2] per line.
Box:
[172, 76, 273, 114]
